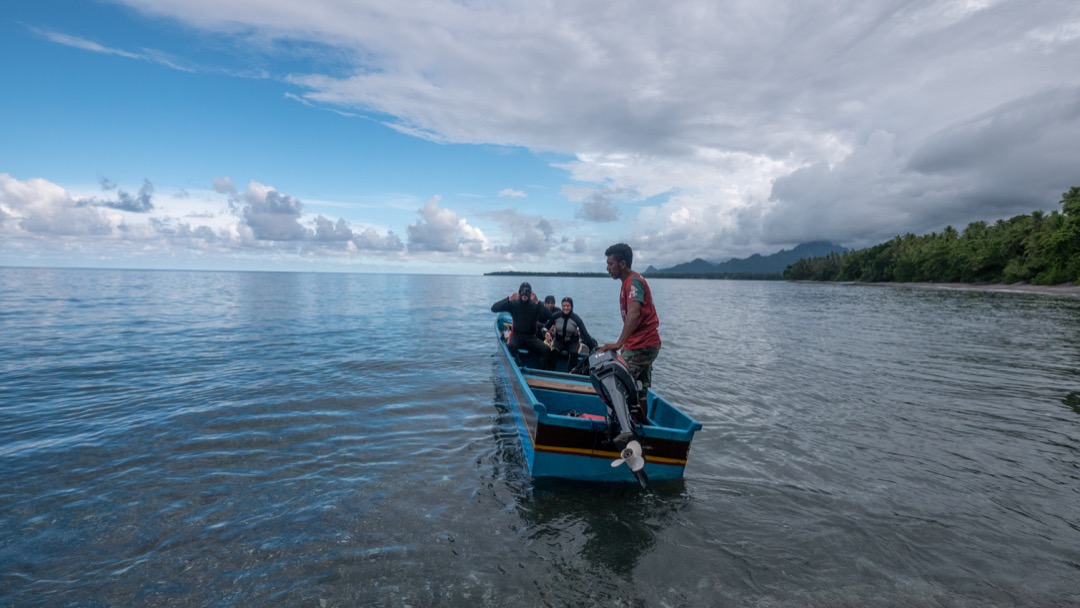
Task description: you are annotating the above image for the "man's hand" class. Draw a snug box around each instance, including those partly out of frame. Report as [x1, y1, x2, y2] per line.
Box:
[598, 342, 620, 353]
[509, 292, 520, 301]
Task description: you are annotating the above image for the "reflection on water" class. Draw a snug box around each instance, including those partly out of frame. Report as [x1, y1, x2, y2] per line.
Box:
[1064, 390, 1080, 415]
[521, 478, 687, 575]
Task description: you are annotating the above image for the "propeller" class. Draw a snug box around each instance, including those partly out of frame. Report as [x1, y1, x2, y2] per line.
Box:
[611, 439, 646, 472]
[610, 440, 649, 488]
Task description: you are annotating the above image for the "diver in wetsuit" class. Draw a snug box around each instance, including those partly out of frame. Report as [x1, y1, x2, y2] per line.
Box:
[544, 297, 598, 373]
[491, 282, 555, 369]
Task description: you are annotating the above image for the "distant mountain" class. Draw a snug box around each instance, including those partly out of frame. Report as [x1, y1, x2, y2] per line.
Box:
[650, 241, 848, 276]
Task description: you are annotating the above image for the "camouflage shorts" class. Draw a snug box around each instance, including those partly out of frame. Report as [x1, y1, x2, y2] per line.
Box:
[621, 345, 660, 394]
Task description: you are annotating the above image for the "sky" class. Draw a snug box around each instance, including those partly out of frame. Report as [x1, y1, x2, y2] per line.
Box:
[2, 0, 1078, 274]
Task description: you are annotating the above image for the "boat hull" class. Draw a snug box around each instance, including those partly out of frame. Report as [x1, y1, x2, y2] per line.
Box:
[494, 313, 701, 483]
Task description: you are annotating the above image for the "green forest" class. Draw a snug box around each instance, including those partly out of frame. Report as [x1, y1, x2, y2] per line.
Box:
[783, 187, 1080, 285]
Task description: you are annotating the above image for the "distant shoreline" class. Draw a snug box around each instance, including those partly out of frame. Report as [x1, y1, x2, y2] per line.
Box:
[484, 271, 607, 278]
[486, 270, 1080, 298]
[483, 271, 784, 280]
[864, 281, 1080, 299]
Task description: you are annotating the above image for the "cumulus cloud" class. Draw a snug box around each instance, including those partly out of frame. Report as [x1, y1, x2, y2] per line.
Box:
[241, 184, 309, 241]
[221, 179, 406, 251]
[0, 173, 114, 236]
[406, 195, 489, 253]
[354, 226, 404, 251]
[313, 215, 353, 242]
[1, 172, 407, 266]
[485, 209, 557, 254]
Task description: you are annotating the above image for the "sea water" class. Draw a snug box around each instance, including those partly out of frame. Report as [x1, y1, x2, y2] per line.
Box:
[2, 267, 1078, 606]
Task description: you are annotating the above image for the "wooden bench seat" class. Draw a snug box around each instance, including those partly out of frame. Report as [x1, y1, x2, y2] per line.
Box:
[525, 377, 598, 395]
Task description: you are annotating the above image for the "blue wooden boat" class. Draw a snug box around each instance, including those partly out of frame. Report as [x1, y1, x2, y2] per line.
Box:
[493, 312, 702, 484]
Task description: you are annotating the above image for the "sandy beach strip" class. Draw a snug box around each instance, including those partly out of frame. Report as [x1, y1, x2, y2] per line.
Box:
[871, 282, 1080, 299]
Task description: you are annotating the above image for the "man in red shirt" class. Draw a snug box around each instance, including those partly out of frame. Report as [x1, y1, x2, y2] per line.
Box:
[598, 243, 661, 400]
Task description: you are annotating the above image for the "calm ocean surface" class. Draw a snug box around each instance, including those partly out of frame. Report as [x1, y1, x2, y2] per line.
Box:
[1, 267, 1078, 607]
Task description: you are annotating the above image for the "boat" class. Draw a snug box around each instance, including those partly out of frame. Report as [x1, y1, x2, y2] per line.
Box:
[493, 312, 702, 485]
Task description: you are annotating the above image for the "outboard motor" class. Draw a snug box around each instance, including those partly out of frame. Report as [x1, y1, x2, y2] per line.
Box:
[588, 350, 649, 488]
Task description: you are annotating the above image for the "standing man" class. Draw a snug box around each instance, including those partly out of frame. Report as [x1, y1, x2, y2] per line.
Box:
[598, 243, 661, 400]
[492, 282, 555, 369]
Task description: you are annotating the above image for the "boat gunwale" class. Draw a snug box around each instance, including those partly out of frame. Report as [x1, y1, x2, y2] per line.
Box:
[493, 312, 701, 478]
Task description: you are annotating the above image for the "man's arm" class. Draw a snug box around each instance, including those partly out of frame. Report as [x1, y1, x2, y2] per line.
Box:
[490, 292, 519, 313]
[543, 311, 560, 331]
[599, 299, 642, 352]
[573, 313, 599, 350]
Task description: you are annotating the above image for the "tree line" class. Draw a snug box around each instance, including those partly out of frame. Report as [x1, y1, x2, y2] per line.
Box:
[783, 187, 1080, 285]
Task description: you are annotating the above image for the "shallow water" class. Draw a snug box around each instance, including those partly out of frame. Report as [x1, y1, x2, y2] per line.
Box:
[2, 268, 1078, 606]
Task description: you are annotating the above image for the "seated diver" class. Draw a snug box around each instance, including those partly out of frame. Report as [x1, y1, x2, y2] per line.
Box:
[491, 282, 555, 369]
[544, 296, 599, 373]
[537, 295, 557, 338]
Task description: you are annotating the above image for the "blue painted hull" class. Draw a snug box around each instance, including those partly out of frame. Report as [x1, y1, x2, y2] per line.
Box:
[494, 313, 702, 483]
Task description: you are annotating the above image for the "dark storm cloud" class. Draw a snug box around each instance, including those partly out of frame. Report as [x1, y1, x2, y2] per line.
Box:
[906, 86, 1080, 208]
[763, 84, 1080, 249]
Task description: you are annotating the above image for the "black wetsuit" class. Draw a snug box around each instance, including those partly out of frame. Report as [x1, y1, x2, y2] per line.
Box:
[491, 297, 554, 368]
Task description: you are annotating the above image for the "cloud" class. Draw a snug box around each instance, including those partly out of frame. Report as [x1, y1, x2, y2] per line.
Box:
[32, 1, 1080, 267]
[763, 86, 1080, 248]
[0, 173, 114, 236]
[212, 177, 238, 196]
[764, 131, 921, 246]
[241, 183, 310, 241]
[223, 179, 406, 251]
[406, 195, 489, 253]
[498, 188, 526, 198]
[907, 87, 1080, 191]
[86, 178, 156, 213]
[1, 173, 407, 266]
[313, 215, 353, 242]
[485, 209, 557, 254]
[405, 196, 458, 252]
[34, 29, 195, 72]
[354, 226, 404, 251]
[575, 190, 620, 223]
